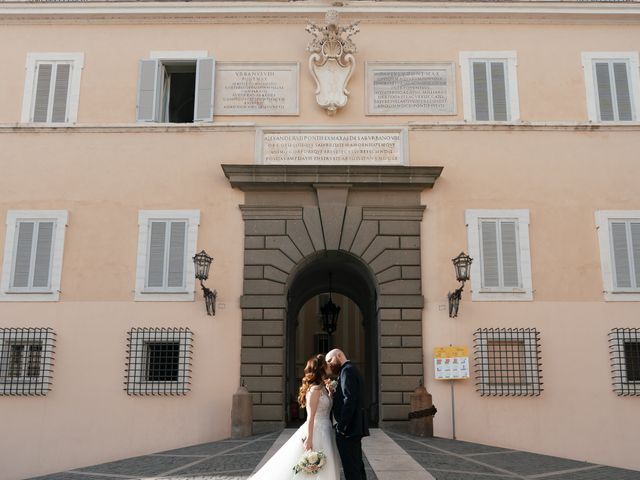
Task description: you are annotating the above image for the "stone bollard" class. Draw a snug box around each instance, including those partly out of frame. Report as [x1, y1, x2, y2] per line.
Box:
[408, 383, 437, 437]
[231, 384, 253, 439]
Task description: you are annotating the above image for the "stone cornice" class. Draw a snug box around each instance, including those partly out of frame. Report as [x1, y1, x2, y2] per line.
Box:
[1, 1, 640, 25]
[222, 164, 443, 190]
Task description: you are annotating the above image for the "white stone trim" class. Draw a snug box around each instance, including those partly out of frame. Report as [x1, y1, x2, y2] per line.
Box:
[20, 52, 84, 124]
[459, 51, 520, 122]
[149, 50, 208, 60]
[465, 209, 533, 301]
[581, 52, 640, 122]
[0, 210, 68, 302]
[134, 210, 199, 302]
[595, 210, 640, 301]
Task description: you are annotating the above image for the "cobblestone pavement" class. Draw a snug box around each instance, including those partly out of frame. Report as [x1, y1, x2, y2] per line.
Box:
[28, 429, 640, 480]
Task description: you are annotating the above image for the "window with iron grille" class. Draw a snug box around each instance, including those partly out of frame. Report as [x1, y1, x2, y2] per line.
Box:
[0, 328, 55, 396]
[314, 333, 330, 354]
[474, 328, 543, 396]
[609, 328, 640, 396]
[125, 328, 193, 395]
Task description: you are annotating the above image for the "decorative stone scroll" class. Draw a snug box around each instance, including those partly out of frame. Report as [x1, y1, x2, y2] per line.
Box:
[366, 62, 456, 116]
[256, 127, 407, 166]
[306, 10, 360, 115]
[214, 62, 299, 116]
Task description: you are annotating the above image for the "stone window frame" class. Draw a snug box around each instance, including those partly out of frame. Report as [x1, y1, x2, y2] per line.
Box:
[595, 210, 640, 301]
[134, 210, 200, 302]
[459, 51, 520, 122]
[21, 52, 84, 124]
[465, 209, 533, 301]
[0, 210, 69, 302]
[581, 52, 640, 122]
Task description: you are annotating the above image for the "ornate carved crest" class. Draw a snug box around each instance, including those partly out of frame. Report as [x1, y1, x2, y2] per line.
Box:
[306, 10, 360, 115]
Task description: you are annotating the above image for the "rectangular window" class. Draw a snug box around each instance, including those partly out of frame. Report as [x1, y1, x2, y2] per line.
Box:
[136, 52, 215, 123]
[125, 328, 193, 395]
[595, 211, 640, 301]
[0, 328, 56, 396]
[582, 53, 639, 122]
[609, 328, 640, 396]
[1, 211, 68, 301]
[466, 210, 532, 301]
[460, 52, 519, 122]
[474, 328, 543, 396]
[314, 333, 330, 354]
[21, 53, 84, 124]
[135, 210, 200, 301]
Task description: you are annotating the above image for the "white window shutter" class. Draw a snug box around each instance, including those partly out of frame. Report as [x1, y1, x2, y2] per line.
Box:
[12, 222, 35, 288]
[167, 221, 186, 287]
[595, 62, 614, 121]
[613, 62, 632, 121]
[472, 62, 490, 121]
[481, 220, 500, 287]
[147, 221, 166, 287]
[32, 222, 54, 288]
[194, 57, 215, 122]
[500, 221, 519, 287]
[630, 222, 640, 288]
[490, 62, 508, 121]
[33, 64, 53, 123]
[136, 59, 160, 122]
[611, 221, 631, 288]
[51, 64, 71, 123]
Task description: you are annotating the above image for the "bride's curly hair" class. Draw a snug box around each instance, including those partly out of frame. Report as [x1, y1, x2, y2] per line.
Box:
[298, 354, 328, 407]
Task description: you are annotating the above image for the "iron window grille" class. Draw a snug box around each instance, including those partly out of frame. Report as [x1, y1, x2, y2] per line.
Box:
[474, 328, 543, 396]
[0, 328, 55, 396]
[124, 328, 193, 396]
[609, 328, 640, 396]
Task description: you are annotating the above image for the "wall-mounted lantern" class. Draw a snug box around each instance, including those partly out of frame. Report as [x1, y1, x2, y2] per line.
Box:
[448, 252, 473, 318]
[320, 272, 341, 336]
[193, 250, 217, 316]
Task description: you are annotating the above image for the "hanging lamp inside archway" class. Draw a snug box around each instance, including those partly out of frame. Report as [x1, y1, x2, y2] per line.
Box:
[320, 272, 341, 336]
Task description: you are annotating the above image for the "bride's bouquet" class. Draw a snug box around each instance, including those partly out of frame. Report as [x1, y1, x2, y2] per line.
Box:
[292, 450, 327, 475]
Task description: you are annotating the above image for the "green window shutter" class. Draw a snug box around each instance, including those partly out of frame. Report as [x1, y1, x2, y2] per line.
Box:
[595, 62, 615, 121]
[490, 62, 508, 121]
[611, 221, 631, 289]
[33, 64, 53, 123]
[631, 222, 640, 288]
[51, 64, 71, 123]
[613, 62, 633, 121]
[12, 222, 35, 288]
[481, 220, 500, 287]
[147, 221, 166, 288]
[500, 221, 519, 287]
[136, 59, 160, 122]
[32, 221, 54, 288]
[472, 61, 490, 121]
[167, 221, 186, 288]
[194, 58, 215, 122]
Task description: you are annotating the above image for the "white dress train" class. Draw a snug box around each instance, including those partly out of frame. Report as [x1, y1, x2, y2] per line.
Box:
[250, 389, 342, 480]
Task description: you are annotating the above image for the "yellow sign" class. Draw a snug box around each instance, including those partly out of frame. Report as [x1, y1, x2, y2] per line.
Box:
[434, 346, 470, 380]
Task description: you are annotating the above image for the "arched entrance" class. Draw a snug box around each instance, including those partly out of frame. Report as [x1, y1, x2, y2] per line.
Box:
[223, 164, 442, 433]
[286, 251, 379, 427]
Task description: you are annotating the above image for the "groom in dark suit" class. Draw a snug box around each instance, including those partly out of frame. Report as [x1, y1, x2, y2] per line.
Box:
[326, 348, 370, 480]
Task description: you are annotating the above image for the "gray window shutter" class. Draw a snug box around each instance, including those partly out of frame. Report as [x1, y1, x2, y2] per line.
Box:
[611, 222, 631, 288]
[613, 62, 632, 121]
[194, 58, 215, 122]
[631, 222, 640, 288]
[32, 222, 54, 288]
[147, 221, 166, 287]
[167, 221, 186, 287]
[473, 62, 490, 121]
[490, 62, 508, 121]
[33, 64, 52, 123]
[12, 222, 35, 288]
[136, 59, 160, 122]
[481, 220, 500, 287]
[595, 62, 614, 121]
[51, 64, 71, 123]
[500, 221, 519, 287]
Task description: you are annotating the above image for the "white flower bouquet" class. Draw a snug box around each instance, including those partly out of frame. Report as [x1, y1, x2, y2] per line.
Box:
[292, 450, 327, 475]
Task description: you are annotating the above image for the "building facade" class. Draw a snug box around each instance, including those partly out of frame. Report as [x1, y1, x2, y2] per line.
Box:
[0, 1, 639, 479]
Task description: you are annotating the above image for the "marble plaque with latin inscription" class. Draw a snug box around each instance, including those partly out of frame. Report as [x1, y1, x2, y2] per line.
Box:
[366, 62, 456, 115]
[214, 62, 299, 116]
[257, 127, 407, 165]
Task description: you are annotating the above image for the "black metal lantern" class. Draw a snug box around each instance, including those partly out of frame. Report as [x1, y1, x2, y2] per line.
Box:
[448, 252, 473, 318]
[321, 272, 341, 336]
[193, 250, 217, 316]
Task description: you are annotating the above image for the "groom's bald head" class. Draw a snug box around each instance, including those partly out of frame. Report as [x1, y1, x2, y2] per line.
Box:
[326, 349, 348, 366]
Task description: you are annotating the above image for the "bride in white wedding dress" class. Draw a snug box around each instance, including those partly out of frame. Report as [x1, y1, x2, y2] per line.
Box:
[250, 354, 342, 480]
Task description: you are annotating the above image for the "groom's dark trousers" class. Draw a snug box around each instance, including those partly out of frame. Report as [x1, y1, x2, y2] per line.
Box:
[332, 361, 370, 480]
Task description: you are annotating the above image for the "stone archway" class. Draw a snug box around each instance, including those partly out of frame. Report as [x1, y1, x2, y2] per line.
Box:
[223, 164, 442, 433]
